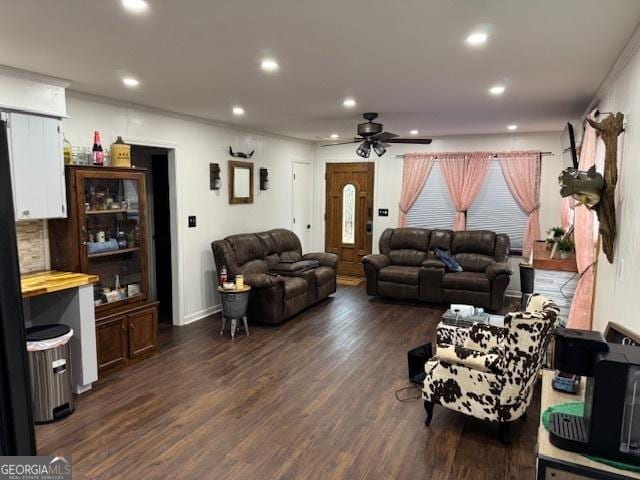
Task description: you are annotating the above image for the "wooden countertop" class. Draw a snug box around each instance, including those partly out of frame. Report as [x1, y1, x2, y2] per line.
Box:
[538, 369, 640, 479]
[532, 240, 578, 272]
[21, 270, 99, 298]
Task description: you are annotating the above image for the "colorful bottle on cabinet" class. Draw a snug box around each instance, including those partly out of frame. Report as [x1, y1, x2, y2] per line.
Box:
[92, 130, 104, 165]
[219, 265, 227, 286]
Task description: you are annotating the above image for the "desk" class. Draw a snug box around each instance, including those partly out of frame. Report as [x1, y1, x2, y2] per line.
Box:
[21, 270, 99, 394]
[537, 370, 640, 479]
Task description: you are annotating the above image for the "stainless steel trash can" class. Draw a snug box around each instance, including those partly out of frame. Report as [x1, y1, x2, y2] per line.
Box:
[26, 324, 74, 424]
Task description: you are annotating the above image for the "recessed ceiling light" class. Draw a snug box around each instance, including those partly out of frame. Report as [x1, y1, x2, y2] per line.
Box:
[121, 0, 149, 13]
[330, 133, 339, 139]
[507, 124, 518, 130]
[489, 85, 505, 96]
[122, 77, 140, 88]
[410, 129, 419, 135]
[232, 106, 245, 116]
[261, 58, 279, 73]
[342, 98, 357, 108]
[465, 32, 488, 46]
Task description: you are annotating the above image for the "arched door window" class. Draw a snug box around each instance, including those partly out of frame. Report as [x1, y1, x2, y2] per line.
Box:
[342, 183, 356, 244]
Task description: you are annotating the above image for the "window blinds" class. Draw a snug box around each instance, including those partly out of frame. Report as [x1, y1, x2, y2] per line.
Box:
[466, 160, 528, 250]
[406, 161, 456, 230]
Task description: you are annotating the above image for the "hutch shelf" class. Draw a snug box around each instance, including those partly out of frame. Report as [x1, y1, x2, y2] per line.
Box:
[48, 165, 159, 377]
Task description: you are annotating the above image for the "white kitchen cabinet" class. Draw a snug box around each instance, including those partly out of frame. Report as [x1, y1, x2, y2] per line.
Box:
[3, 112, 66, 220]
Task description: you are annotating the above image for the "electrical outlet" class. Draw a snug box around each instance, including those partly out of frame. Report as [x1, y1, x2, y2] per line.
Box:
[188, 216, 196, 228]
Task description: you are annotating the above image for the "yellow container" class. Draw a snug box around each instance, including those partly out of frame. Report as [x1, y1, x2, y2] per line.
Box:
[110, 136, 131, 167]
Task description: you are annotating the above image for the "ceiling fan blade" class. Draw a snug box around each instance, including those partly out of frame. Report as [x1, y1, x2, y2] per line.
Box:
[320, 139, 362, 147]
[371, 131, 399, 142]
[386, 138, 433, 144]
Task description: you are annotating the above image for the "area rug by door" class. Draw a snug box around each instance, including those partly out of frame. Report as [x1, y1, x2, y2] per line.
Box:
[337, 276, 364, 286]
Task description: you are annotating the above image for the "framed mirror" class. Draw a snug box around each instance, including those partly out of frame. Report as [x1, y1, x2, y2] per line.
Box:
[228, 160, 254, 204]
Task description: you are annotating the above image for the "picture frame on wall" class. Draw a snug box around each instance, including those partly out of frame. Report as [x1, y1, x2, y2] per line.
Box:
[228, 160, 254, 204]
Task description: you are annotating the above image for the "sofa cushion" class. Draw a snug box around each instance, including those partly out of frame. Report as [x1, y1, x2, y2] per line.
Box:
[389, 228, 431, 251]
[283, 276, 307, 299]
[378, 265, 420, 285]
[453, 253, 495, 273]
[429, 229, 453, 251]
[240, 259, 268, 274]
[451, 231, 496, 256]
[226, 234, 264, 265]
[442, 272, 490, 292]
[389, 249, 427, 266]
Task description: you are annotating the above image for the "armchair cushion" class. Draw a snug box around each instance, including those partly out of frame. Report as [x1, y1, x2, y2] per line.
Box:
[437, 345, 503, 375]
[485, 262, 512, 280]
[362, 254, 390, 272]
[302, 252, 339, 270]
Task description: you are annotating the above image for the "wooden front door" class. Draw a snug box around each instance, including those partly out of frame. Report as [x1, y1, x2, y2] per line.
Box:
[325, 162, 374, 276]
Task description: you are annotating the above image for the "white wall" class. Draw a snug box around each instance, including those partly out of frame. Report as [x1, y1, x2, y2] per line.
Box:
[592, 43, 640, 334]
[63, 93, 312, 325]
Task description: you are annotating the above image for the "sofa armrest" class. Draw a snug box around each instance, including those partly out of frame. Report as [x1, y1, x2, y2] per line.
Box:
[437, 345, 503, 374]
[243, 273, 284, 289]
[422, 259, 445, 269]
[303, 252, 339, 270]
[362, 254, 390, 272]
[485, 262, 512, 280]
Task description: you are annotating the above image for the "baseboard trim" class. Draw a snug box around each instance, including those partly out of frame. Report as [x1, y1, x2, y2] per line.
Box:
[182, 304, 221, 325]
[506, 289, 521, 298]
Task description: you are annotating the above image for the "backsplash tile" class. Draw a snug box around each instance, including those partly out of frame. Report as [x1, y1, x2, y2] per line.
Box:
[16, 220, 50, 274]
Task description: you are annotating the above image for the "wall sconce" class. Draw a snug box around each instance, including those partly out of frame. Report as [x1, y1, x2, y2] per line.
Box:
[210, 163, 221, 190]
[259, 167, 269, 190]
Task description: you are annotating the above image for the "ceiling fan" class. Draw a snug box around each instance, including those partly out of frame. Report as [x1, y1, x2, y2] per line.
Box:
[320, 112, 432, 158]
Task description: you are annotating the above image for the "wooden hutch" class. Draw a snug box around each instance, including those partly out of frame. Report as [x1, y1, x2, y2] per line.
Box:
[49, 165, 158, 377]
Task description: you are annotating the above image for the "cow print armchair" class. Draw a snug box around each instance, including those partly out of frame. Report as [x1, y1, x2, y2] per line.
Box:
[422, 294, 560, 444]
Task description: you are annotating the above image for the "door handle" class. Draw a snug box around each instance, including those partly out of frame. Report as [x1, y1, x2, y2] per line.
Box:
[366, 221, 373, 234]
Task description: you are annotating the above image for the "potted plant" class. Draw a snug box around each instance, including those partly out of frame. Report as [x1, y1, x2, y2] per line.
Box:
[557, 238, 575, 259]
[546, 226, 566, 250]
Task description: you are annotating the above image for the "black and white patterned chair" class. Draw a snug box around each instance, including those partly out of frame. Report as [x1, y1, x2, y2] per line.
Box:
[422, 294, 560, 444]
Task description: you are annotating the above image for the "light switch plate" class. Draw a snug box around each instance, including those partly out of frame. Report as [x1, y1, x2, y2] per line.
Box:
[378, 208, 389, 217]
[188, 216, 196, 228]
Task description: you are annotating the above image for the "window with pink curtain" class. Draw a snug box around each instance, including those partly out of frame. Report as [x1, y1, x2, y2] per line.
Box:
[398, 153, 435, 227]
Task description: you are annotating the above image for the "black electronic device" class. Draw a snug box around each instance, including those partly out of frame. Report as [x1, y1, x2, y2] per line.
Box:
[550, 327, 640, 465]
[408, 343, 432, 384]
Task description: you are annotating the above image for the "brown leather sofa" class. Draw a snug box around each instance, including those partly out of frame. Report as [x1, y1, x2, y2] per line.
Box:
[362, 228, 511, 311]
[212, 229, 338, 325]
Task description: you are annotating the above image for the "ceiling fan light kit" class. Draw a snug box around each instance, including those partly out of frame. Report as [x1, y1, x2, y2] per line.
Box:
[321, 112, 432, 158]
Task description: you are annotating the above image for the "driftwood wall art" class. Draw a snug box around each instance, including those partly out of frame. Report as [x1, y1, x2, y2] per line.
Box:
[586, 112, 624, 263]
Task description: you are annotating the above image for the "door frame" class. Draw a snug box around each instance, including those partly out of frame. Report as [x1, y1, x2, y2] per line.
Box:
[291, 158, 313, 246]
[127, 138, 182, 326]
[323, 161, 375, 276]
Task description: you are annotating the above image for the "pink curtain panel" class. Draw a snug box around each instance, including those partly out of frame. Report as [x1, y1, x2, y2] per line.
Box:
[498, 151, 542, 259]
[567, 122, 598, 330]
[439, 152, 491, 230]
[561, 196, 574, 231]
[398, 153, 435, 227]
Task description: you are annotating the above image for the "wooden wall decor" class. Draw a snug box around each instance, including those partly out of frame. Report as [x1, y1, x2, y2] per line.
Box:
[228, 160, 254, 204]
[586, 112, 624, 263]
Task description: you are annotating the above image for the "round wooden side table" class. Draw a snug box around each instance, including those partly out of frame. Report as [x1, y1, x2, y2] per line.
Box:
[217, 285, 251, 339]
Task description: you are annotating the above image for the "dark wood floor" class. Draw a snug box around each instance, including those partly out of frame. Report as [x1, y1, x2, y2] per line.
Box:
[37, 285, 540, 480]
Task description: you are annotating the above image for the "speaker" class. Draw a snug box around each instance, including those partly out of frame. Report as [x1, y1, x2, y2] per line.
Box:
[408, 343, 433, 384]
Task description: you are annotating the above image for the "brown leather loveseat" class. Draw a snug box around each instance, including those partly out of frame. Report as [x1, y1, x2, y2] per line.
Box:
[212, 229, 338, 325]
[362, 228, 511, 311]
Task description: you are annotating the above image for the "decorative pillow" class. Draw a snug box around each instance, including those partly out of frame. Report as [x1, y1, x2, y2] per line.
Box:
[433, 248, 463, 272]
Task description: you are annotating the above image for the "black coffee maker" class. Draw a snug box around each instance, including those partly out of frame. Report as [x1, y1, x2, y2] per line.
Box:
[551, 327, 640, 465]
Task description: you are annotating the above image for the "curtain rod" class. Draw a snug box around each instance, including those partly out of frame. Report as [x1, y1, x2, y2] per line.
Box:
[394, 151, 554, 159]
